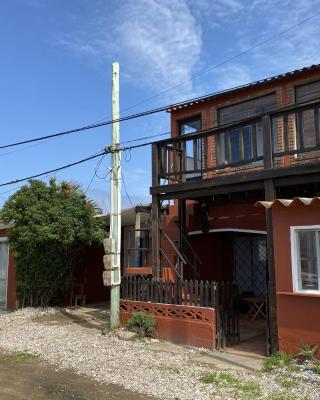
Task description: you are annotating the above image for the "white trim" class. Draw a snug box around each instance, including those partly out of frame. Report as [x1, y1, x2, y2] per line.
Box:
[188, 228, 267, 236]
[290, 225, 320, 295]
[0, 237, 9, 309]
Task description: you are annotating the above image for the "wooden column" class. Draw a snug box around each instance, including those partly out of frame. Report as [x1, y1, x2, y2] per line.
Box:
[178, 198, 186, 280]
[264, 180, 278, 355]
[151, 195, 161, 280]
[263, 114, 279, 354]
[151, 143, 161, 280]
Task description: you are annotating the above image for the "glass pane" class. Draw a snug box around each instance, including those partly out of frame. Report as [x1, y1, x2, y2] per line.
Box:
[217, 132, 227, 165]
[298, 231, 319, 290]
[230, 129, 240, 162]
[179, 117, 201, 135]
[242, 126, 252, 160]
[179, 117, 201, 174]
[302, 110, 316, 148]
[256, 122, 264, 157]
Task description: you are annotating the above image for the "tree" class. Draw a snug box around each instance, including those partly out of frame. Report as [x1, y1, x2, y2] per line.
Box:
[0, 179, 105, 307]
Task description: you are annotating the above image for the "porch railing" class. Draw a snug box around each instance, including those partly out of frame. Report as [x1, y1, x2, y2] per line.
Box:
[152, 98, 320, 186]
[121, 277, 240, 347]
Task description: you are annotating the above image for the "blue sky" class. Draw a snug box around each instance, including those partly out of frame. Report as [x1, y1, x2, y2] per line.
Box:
[0, 0, 320, 211]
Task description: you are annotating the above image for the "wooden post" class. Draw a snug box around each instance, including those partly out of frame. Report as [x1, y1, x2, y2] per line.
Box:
[263, 114, 273, 170]
[109, 62, 121, 329]
[264, 179, 279, 355]
[134, 210, 141, 267]
[263, 114, 279, 354]
[151, 195, 161, 280]
[178, 198, 186, 280]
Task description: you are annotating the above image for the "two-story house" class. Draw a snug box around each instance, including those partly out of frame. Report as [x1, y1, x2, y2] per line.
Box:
[123, 64, 320, 356]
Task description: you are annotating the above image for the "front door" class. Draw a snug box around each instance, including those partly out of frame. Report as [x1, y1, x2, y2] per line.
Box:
[0, 239, 9, 308]
[233, 235, 267, 298]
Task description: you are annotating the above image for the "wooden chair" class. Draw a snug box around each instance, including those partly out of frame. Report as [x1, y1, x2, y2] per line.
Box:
[70, 279, 87, 307]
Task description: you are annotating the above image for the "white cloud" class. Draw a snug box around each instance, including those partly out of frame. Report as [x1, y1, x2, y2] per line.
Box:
[59, 0, 203, 101]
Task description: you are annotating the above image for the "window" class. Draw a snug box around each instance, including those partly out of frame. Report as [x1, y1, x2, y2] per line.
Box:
[216, 123, 263, 166]
[216, 94, 277, 166]
[179, 116, 201, 177]
[295, 80, 320, 104]
[218, 93, 277, 125]
[295, 81, 320, 153]
[291, 227, 320, 293]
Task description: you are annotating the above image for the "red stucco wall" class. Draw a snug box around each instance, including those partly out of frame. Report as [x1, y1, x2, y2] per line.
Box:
[272, 204, 320, 355]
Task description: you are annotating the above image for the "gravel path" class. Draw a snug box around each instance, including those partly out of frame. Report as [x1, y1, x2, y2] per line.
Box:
[0, 308, 319, 400]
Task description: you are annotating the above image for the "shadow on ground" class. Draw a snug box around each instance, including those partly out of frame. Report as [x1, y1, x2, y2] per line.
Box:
[0, 350, 155, 400]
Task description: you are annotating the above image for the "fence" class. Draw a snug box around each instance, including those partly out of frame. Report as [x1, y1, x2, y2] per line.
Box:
[121, 277, 240, 348]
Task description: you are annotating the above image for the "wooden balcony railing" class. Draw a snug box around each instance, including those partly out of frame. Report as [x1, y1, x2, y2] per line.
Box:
[151, 98, 320, 188]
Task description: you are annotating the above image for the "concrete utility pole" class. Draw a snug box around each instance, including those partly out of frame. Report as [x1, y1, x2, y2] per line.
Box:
[109, 62, 121, 328]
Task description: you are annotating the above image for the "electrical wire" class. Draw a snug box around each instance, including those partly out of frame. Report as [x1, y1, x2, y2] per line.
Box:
[1, 9, 320, 152]
[121, 170, 135, 209]
[0, 151, 106, 188]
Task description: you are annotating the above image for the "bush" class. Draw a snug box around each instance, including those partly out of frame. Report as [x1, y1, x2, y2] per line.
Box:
[127, 312, 156, 338]
[0, 179, 104, 306]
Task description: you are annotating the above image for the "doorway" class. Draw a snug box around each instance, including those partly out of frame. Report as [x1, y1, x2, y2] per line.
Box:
[231, 234, 267, 357]
[0, 239, 9, 309]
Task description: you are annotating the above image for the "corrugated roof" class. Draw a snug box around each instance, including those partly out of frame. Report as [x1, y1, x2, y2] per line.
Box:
[256, 197, 320, 209]
[167, 64, 320, 112]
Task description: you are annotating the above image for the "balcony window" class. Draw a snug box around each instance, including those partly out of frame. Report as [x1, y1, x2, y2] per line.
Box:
[294, 81, 320, 155]
[179, 116, 201, 177]
[291, 227, 320, 293]
[216, 123, 263, 166]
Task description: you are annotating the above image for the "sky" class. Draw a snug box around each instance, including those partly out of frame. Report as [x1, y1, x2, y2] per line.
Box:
[0, 0, 320, 212]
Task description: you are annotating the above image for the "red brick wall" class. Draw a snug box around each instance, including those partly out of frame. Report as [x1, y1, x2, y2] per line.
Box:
[170, 68, 320, 177]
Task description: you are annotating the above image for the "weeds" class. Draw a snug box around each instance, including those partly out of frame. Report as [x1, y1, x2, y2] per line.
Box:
[296, 343, 318, 362]
[262, 352, 295, 372]
[200, 371, 261, 399]
[275, 376, 298, 389]
[3, 352, 37, 364]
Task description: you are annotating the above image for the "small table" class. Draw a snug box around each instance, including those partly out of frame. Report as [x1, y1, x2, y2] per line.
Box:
[242, 297, 266, 320]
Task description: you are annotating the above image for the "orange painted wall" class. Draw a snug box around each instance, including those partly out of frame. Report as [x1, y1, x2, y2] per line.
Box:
[272, 204, 320, 355]
[0, 228, 16, 310]
[120, 300, 216, 349]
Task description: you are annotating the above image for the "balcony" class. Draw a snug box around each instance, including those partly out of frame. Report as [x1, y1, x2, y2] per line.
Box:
[151, 99, 320, 198]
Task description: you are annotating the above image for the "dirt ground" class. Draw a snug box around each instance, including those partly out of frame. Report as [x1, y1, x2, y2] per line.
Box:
[0, 351, 154, 400]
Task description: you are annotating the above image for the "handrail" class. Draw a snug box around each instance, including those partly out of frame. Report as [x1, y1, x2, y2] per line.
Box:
[159, 248, 182, 280]
[161, 230, 188, 264]
[153, 97, 320, 146]
[176, 223, 202, 265]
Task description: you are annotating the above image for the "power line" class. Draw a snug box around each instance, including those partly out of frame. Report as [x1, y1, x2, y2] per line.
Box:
[77, 9, 320, 120]
[0, 151, 106, 188]
[1, 10, 319, 153]
[121, 171, 135, 209]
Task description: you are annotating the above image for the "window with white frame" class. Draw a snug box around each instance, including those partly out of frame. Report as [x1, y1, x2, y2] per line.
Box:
[291, 226, 320, 293]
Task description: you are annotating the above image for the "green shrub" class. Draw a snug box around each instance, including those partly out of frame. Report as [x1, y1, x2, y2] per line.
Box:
[262, 352, 295, 372]
[127, 312, 156, 337]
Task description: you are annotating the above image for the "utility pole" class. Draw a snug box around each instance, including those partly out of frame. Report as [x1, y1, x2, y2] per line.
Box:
[109, 62, 121, 328]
